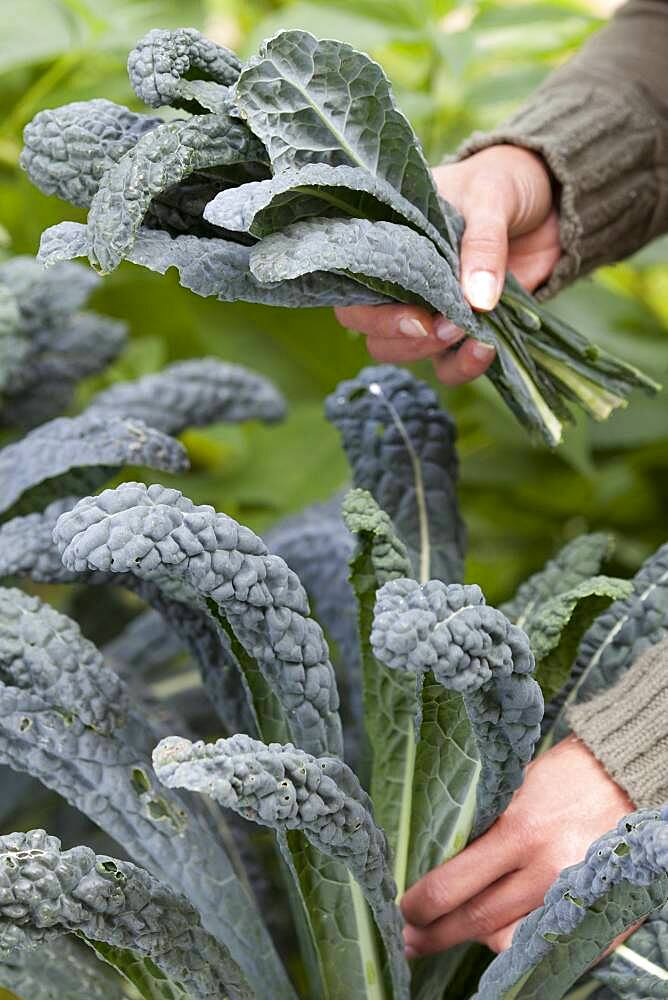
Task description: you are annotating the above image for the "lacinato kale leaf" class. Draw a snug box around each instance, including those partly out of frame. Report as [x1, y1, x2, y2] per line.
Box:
[526, 575, 633, 704]
[22, 28, 660, 446]
[85, 113, 268, 273]
[54, 482, 343, 758]
[0, 256, 127, 429]
[372, 580, 543, 838]
[501, 533, 614, 628]
[21, 100, 163, 208]
[204, 163, 460, 259]
[234, 29, 461, 259]
[0, 937, 129, 1000]
[250, 217, 477, 331]
[548, 541, 668, 743]
[0, 829, 253, 1000]
[588, 903, 668, 998]
[475, 808, 668, 999]
[0, 501, 254, 738]
[127, 27, 241, 113]
[154, 733, 411, 999]
[267, 493, 363, 762]
[326, 365, 466, 585]
[0, 413, 188, 520]
[86, 358, 286, 432]
[38, 222, 388, 308]
[0, 588, 291, 999]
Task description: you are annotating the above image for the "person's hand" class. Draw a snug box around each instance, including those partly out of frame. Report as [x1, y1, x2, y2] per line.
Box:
[335, 144, 560, 385]
[401, 735, 635, 956]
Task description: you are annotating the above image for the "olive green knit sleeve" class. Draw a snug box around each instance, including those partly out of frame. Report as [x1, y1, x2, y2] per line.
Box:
[566, 637, 668, 809]
[455, 0, 668, 297]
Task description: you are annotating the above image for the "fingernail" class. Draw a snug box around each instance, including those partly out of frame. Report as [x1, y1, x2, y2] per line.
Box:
[405, 946, 419, 960]
[398, 317, 429, 339]
[434, 318, 464, 345]
[466, 270, 499, 311]
[471, 340, 496, 361]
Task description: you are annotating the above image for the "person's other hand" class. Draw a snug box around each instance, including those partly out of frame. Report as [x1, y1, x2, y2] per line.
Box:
[335, 144, 560, 385]
[401, 735, 635, 956]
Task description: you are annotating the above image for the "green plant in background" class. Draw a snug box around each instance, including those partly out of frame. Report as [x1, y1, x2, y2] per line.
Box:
[1, 347, 668, 999]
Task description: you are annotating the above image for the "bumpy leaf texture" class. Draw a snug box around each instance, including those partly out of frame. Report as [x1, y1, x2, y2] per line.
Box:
[86, 358, 286, 432]
[204, 162, 459, 260]
[526, 576, 633, 705]
[500, 532, 613, 628]
[475, 808, 668, 999]
[266, 493, 362, 757]
[54, 482, 343, 758]
[589, 903, 668, 997]
[38, 222, 388, 308]
[154, 734, 411, 999]
[0, 256, 127, 429]
[234, 29, 461, 256]
[0, 284, 25, 394]
[0, 588, 290, 999]
[128, 27, 241, 112]
[0, 501, 253, 737]
[326, 365, 466, 585]
[372, 580, 543, 837]
[0, 830, 252, 1000]
[0, 498, 84, 582]
[21, 98, 258, 242]
[249, 217, 479, 333]
[21, 99, 163, 208]
[549, 541, 668, 741]
[0, 937, 127, 1000]
[0, 254, 98, 323]
[0, 413, 188, 519]
[0, 587, 128, 734]
[85, 112, 268, 272]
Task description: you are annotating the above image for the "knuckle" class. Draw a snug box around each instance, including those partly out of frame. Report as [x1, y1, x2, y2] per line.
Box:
[500, 808, 540, 849]
[463, 232, 505, 255]
[465, 898, 498, 936]
[421, 873, 450, 915]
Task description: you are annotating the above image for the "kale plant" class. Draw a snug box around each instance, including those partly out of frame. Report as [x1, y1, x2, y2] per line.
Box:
[1, 311, 666, 998]
[22, 27, 660, 447]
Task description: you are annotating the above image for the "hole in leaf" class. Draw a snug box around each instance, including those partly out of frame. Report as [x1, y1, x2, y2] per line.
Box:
[131, 768, 151, 795]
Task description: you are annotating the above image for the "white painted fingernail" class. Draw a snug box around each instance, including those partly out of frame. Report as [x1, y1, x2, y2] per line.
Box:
[434, 318, 464, 345]
[471, 340, 496, 361]
[466, 270, 499, 311]
[398, 317, 429, 339]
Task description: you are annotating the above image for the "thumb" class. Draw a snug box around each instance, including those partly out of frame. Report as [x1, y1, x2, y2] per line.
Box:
[459, 203, 510, 312]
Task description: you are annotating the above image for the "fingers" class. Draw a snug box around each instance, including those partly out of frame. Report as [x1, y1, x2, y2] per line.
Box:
[335, 304, 435, 340]
[404, 868, 544, 956]
[506, 209, 561, 292]
[459, 197, 510, 311]
[432, 339, 496, 386]
[334, 305, 465, 364]
[480, 920, 521, 954]
[400, 818, 522, 928]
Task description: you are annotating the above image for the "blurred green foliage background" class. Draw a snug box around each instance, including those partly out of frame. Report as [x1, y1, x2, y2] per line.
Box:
[1, 0, 667, 603]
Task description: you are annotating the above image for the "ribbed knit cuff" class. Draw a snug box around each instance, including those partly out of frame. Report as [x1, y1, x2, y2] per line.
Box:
[454, 76, 664, 298]
[566, 637, 668, 808]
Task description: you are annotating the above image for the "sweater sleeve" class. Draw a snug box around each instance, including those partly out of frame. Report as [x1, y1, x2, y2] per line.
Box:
[566, 637, 668, 808]
[455, 0, 668, 297]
